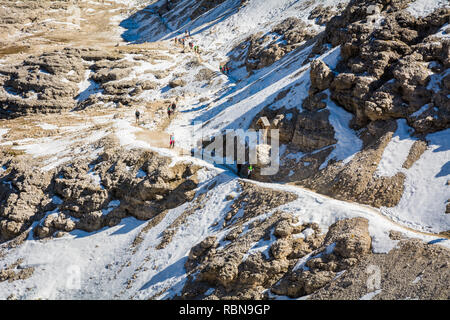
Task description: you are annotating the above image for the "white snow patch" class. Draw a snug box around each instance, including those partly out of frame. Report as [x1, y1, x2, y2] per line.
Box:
[360, 289, 382, 300]
[406, 0, 449, 18]
[37, 123, 58, 130]
[320, 94, 363, 170]
[376, 119, 416, 177]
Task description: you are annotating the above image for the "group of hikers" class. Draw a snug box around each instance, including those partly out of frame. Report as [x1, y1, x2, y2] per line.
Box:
[175, 29, 233, 76]
[134, 106, 255, 179]
[132, 29, 244, 174]
[133, 100, 177, 147]
[219, 65, 230, 74]
[174, 29, 202, 53]
[167, 101, 177, 118]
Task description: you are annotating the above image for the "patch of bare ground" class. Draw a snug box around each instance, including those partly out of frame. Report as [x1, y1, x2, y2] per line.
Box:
[309, 239, 450, 300]
[0, 258, 34, 283]
[402, 139, 428, 169]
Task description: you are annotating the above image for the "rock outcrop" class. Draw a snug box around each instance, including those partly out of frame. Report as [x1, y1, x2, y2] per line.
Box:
[314, 0, 450, 132]
[229, 17, 317, 74]
[180, 215, 373, 299]
[0, 144, 201, 241]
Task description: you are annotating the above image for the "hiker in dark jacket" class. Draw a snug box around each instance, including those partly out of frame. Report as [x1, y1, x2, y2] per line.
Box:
[135, 110, 140, 124]
[247, 164, 253, 179]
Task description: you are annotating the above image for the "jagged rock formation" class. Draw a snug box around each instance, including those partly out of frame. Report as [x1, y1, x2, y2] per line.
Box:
[229, 17, 317, 74]
[309, 238, 450, 300]
[180, 215, 375, 299]
[0, 139, 201, 242]
[0, 258, 34, 284]
[0, 46, 173, 117]
[0, 49, 85, 116]
[315, 0, 450, 132]
[248, 0, 448, 210]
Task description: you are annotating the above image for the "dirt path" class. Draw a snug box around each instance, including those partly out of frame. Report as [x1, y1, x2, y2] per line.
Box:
[134, 129, 189, 156]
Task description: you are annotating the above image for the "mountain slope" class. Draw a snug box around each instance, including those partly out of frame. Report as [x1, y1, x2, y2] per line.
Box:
[0, 0, 449, 300]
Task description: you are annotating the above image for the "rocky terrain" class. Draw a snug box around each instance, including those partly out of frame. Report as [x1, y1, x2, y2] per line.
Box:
[0, 0, 448, 300]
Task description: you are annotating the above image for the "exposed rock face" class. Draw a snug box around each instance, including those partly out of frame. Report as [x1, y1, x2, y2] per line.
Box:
[0, 48, 131, 117]
[308, 5, 339, 25]
[323, 217, 372, 258]
[0, 49, 85, 117]
[248, 0, 449, 212]
[271, 217, 372, 297]
[190, 0, 227, 21]
[0, 144, 201, 241]
[291, 110, 337, 152]
[0, 258, 34, 283]
[169, 79, 186, 88]
[309, 239, 450, 300]
[314, 0, 450, 132]
[0, 156, 54, 241]
[230, 17, 317, 73]
[0, 46, 165, 117]
[309, 59, 335, 93]
[181, 215, 373, 299]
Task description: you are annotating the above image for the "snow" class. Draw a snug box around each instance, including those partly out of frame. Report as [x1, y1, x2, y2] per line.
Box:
[102, 200, 121, 215]
[0, 0, 449, 300]
[433, 23, 450, 40]
[376, 119, 416, 177]
[37, 123, 58, 130]
[360, 289, 382, 300]
[406, 0, 449, 18]
[380, 128, 450, 233]
[0, 128, 8, 141]
[52, 196, 63, 205]
[410, 104, 430, 118]
[320, 94, 362, 170]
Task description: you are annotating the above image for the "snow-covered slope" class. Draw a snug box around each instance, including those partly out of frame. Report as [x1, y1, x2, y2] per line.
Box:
[0, 168, 445, 300]
[0, 0, 449, 300]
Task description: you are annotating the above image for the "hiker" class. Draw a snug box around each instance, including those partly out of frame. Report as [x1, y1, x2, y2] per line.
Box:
[225, 66, 230, 74]
[167, 105, 172, 118]
[219, 65, 223, 73]
[237, 163, 242, 177]
[247, 164, 253, 179]
[169, 134, 175, 148]
[171, 101, 177, 112]
[135, 109, 140, 124]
